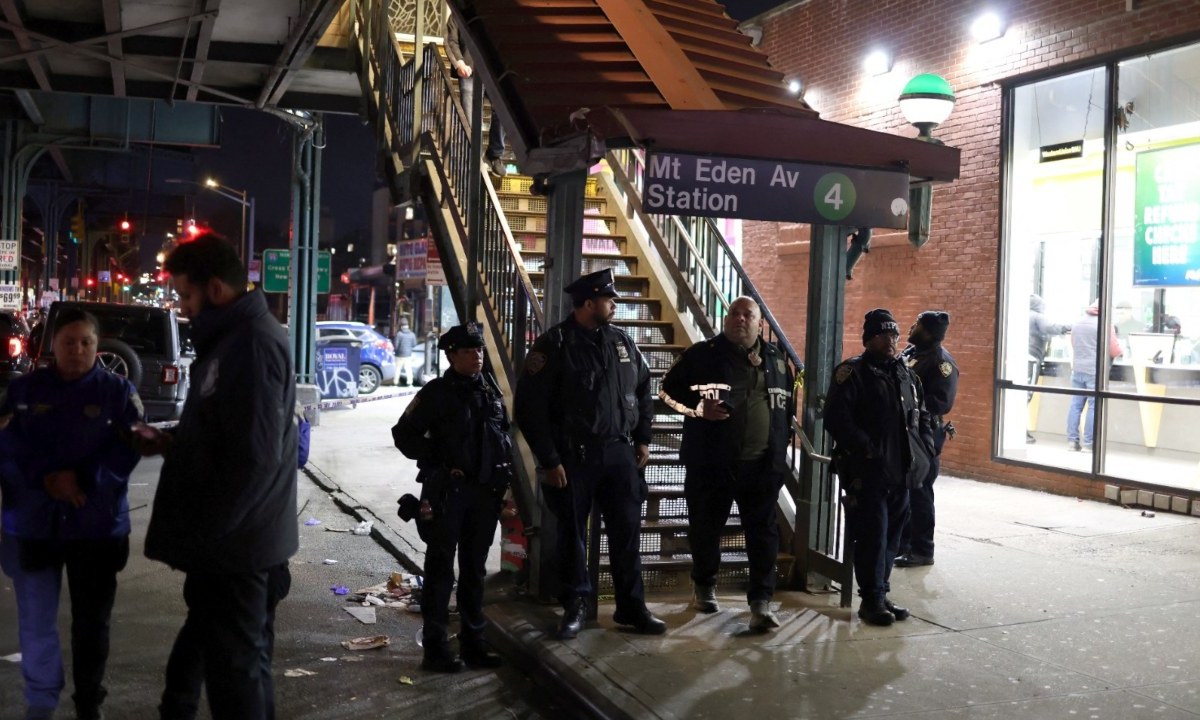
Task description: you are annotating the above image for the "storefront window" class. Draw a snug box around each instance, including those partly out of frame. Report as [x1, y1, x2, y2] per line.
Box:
[997, 41, 1200, 490]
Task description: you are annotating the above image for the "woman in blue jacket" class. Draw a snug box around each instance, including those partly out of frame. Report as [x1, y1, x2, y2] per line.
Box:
[0, 308, 142, 720]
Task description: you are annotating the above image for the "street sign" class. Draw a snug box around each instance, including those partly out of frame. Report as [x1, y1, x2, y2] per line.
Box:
[643, 151, 912, 229]
[248, 258, 262, 283]
[262, 249, 331, 294]
[98, 270, 112, 283]
[426, 242, 446, 285]
[0, 284, 20, 310]
[0, 240, 17, 270]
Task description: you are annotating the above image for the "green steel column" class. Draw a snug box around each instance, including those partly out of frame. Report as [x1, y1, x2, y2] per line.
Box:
[289, 121, 322, 383]
[797, 224, 847, 593]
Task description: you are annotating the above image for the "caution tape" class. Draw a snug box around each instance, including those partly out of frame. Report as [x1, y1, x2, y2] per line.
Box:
[303, 387, 418, 412]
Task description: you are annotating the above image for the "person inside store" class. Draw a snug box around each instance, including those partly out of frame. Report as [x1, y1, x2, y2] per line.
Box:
[392, 322, 513, 673]
[1066, 300, 1122, 452]
[1027, 294, 1070, 444]
[895, 311, 959, 569]
[824, 308, 935, 626]
[515, 268, 666, 639]
[0, 308, 143, 720]
[658, 296, 794, 631]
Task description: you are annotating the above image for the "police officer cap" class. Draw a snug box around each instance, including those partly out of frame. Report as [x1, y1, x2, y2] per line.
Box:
[564, 268, 620, 301]
[438, 322, 485, 352]
[862, 308, 900, 343]
[916, 310, 950, 342]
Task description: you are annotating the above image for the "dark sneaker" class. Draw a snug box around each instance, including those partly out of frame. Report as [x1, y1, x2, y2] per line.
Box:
[422, 642, 465, 673]
[692, 584, 719, 614]
[894, 553, 934, 568]
[1026, 432, 1037, 444]
[1068, 440, 1082, 452]
[487, 157, 508, 177]
[612, 608, 667, 635]
[884, 598, 910, 621]
[461, 642, 503, 669]
[857, 601, 895, 626]
[557, 598, 586, 640]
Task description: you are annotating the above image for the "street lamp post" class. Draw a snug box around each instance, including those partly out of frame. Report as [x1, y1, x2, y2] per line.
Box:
[165, 178, 256, 265]
[898, 73, 956, 247]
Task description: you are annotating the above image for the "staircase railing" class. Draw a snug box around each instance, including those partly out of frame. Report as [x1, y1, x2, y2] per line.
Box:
[607, 148, 849, 599]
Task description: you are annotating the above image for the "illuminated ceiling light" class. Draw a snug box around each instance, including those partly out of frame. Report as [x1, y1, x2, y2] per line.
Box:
[863, 49, 891, 76]
[784, 74, 805, 97]
[971, 11, 1004, 43]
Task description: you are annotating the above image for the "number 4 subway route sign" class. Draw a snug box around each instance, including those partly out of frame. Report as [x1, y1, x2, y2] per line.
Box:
[643, 151, 912, 229]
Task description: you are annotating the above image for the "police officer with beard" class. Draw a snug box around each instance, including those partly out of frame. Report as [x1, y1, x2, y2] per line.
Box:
[896, 311, 958, 568]
[392, 323, 513, 673]
[824, 309, 935, 626]
[515, 268, 665, 640]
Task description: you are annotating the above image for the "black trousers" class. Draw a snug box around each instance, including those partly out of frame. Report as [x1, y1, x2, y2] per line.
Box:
[416, 477, 499, 650]
[845, 483, 910, 603]
[685, 458, 783, 603]
[544, 441, 647, 615]
[901, 455, 939, 558]
[159, 564, 290, 720]
[158, 564, 289, 720]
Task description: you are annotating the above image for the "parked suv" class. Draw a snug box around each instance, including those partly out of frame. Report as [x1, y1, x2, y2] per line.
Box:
[316, 321, 396, 394]
[37, 301, 192, 422]
[0, 309, 33, 402]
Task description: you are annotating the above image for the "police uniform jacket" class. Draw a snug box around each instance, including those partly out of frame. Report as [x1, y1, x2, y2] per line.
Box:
[823, 354, 935, 489]
[515, 316, 653, 469]
[391, 368, 513, 488]
[145, 290, 299, 574]
[901, 343, 958, 452]
[658, 334, 795, 472]
[0, 364, 142, 540]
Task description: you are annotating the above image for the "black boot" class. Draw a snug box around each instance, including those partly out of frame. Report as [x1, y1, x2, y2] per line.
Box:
[884, 598, 910, 621]
[460, 637, 503, 669]
[558, 598, 586, 640]
[857, 599, 895, 626]
[421, 642, 465, 673]
[612, 607, 668, 635]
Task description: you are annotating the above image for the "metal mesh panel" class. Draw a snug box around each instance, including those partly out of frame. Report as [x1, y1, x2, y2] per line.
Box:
[619, 324, 670, 345]
[581, 257, 634, 275]
[582, 236, 622, 254]
[614, 301, 654, 321]
[641, 349, 680, 371]
[388, 0, 446, 36]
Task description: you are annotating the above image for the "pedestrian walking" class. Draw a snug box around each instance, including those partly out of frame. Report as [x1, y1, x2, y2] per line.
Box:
[0, 308, 143, 720]
[515, 268, 666, 639]
[1066, 300, 1122, 452]
[139, 237, 299, 719]
[896, 311, 958, 568]
[394, 317, 417, 386]
[658, 296, 794, 630]
[824, 308, 935, 626]
[392, 323, 514, 673]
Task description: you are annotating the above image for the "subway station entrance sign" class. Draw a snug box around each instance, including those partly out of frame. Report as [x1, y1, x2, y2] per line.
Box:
[643, 151, 912, 229]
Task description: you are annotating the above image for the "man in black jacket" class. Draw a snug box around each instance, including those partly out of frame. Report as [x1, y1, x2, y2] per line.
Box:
[142, 237, 297, 719]
[659, 296, 794, 630]
[824, 308, 934, 627]
[445, 15, 507, 176]
[896, 311, 958, 568]
[515, 268, 665, 640]
[392, 323, 512, 673]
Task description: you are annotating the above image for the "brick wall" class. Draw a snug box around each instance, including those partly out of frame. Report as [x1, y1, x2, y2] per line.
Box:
[745, 0, 1200, 498]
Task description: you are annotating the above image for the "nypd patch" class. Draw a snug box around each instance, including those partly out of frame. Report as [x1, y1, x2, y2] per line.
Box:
[939, 362, 953, 378]
[525, 351, 547, 375]
[835, 364, 854, 385]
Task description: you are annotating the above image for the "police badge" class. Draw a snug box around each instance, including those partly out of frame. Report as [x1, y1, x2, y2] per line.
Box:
[939, 362, 953, 378]
[835, 364, 853, 384]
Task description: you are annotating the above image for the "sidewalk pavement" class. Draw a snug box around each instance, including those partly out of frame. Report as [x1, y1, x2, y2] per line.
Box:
[311, 395, 1200, 719]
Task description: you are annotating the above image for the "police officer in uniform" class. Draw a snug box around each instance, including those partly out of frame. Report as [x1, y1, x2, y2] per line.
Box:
[515, 268, 666, 639]
[896, 311, 958, 568]
[658, 296, 794, 630]
[0, 308, 143, 720]
[392, 323, 513, 673]
[824, 309, 935, 626]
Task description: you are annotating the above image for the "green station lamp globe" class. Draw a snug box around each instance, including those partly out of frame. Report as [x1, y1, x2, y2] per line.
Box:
[898, 73, 955, 139]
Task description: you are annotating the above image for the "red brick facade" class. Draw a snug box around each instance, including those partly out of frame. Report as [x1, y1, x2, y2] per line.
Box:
[743, 0, 1200, 497]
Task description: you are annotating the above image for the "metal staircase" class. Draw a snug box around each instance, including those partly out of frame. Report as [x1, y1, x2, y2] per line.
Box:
[350, 0, 852, 604]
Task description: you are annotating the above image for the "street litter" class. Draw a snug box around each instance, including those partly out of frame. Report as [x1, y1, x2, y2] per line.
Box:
[330, 585, 349, 595]
[341, 572, 423, 610]
[325, 527, 350, 533]
[284, 668, 317, 678]
[304, 518, 322, 526]
[323, 559, 339, 565]
[320, 657, 338, 662]
[398, 676, 414, 685]
[2, 653, 21, 663]
[344, 606, 377, 624]
[340, 635, 390, 651]
[351, 520, 374, 536]
[1142, 510, 1156, 518]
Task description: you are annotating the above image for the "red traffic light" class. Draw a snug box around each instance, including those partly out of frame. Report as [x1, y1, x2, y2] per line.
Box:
[85, 277, 96, 287]
[186, 221, 201, 237]
[119, 220, 132, 232]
